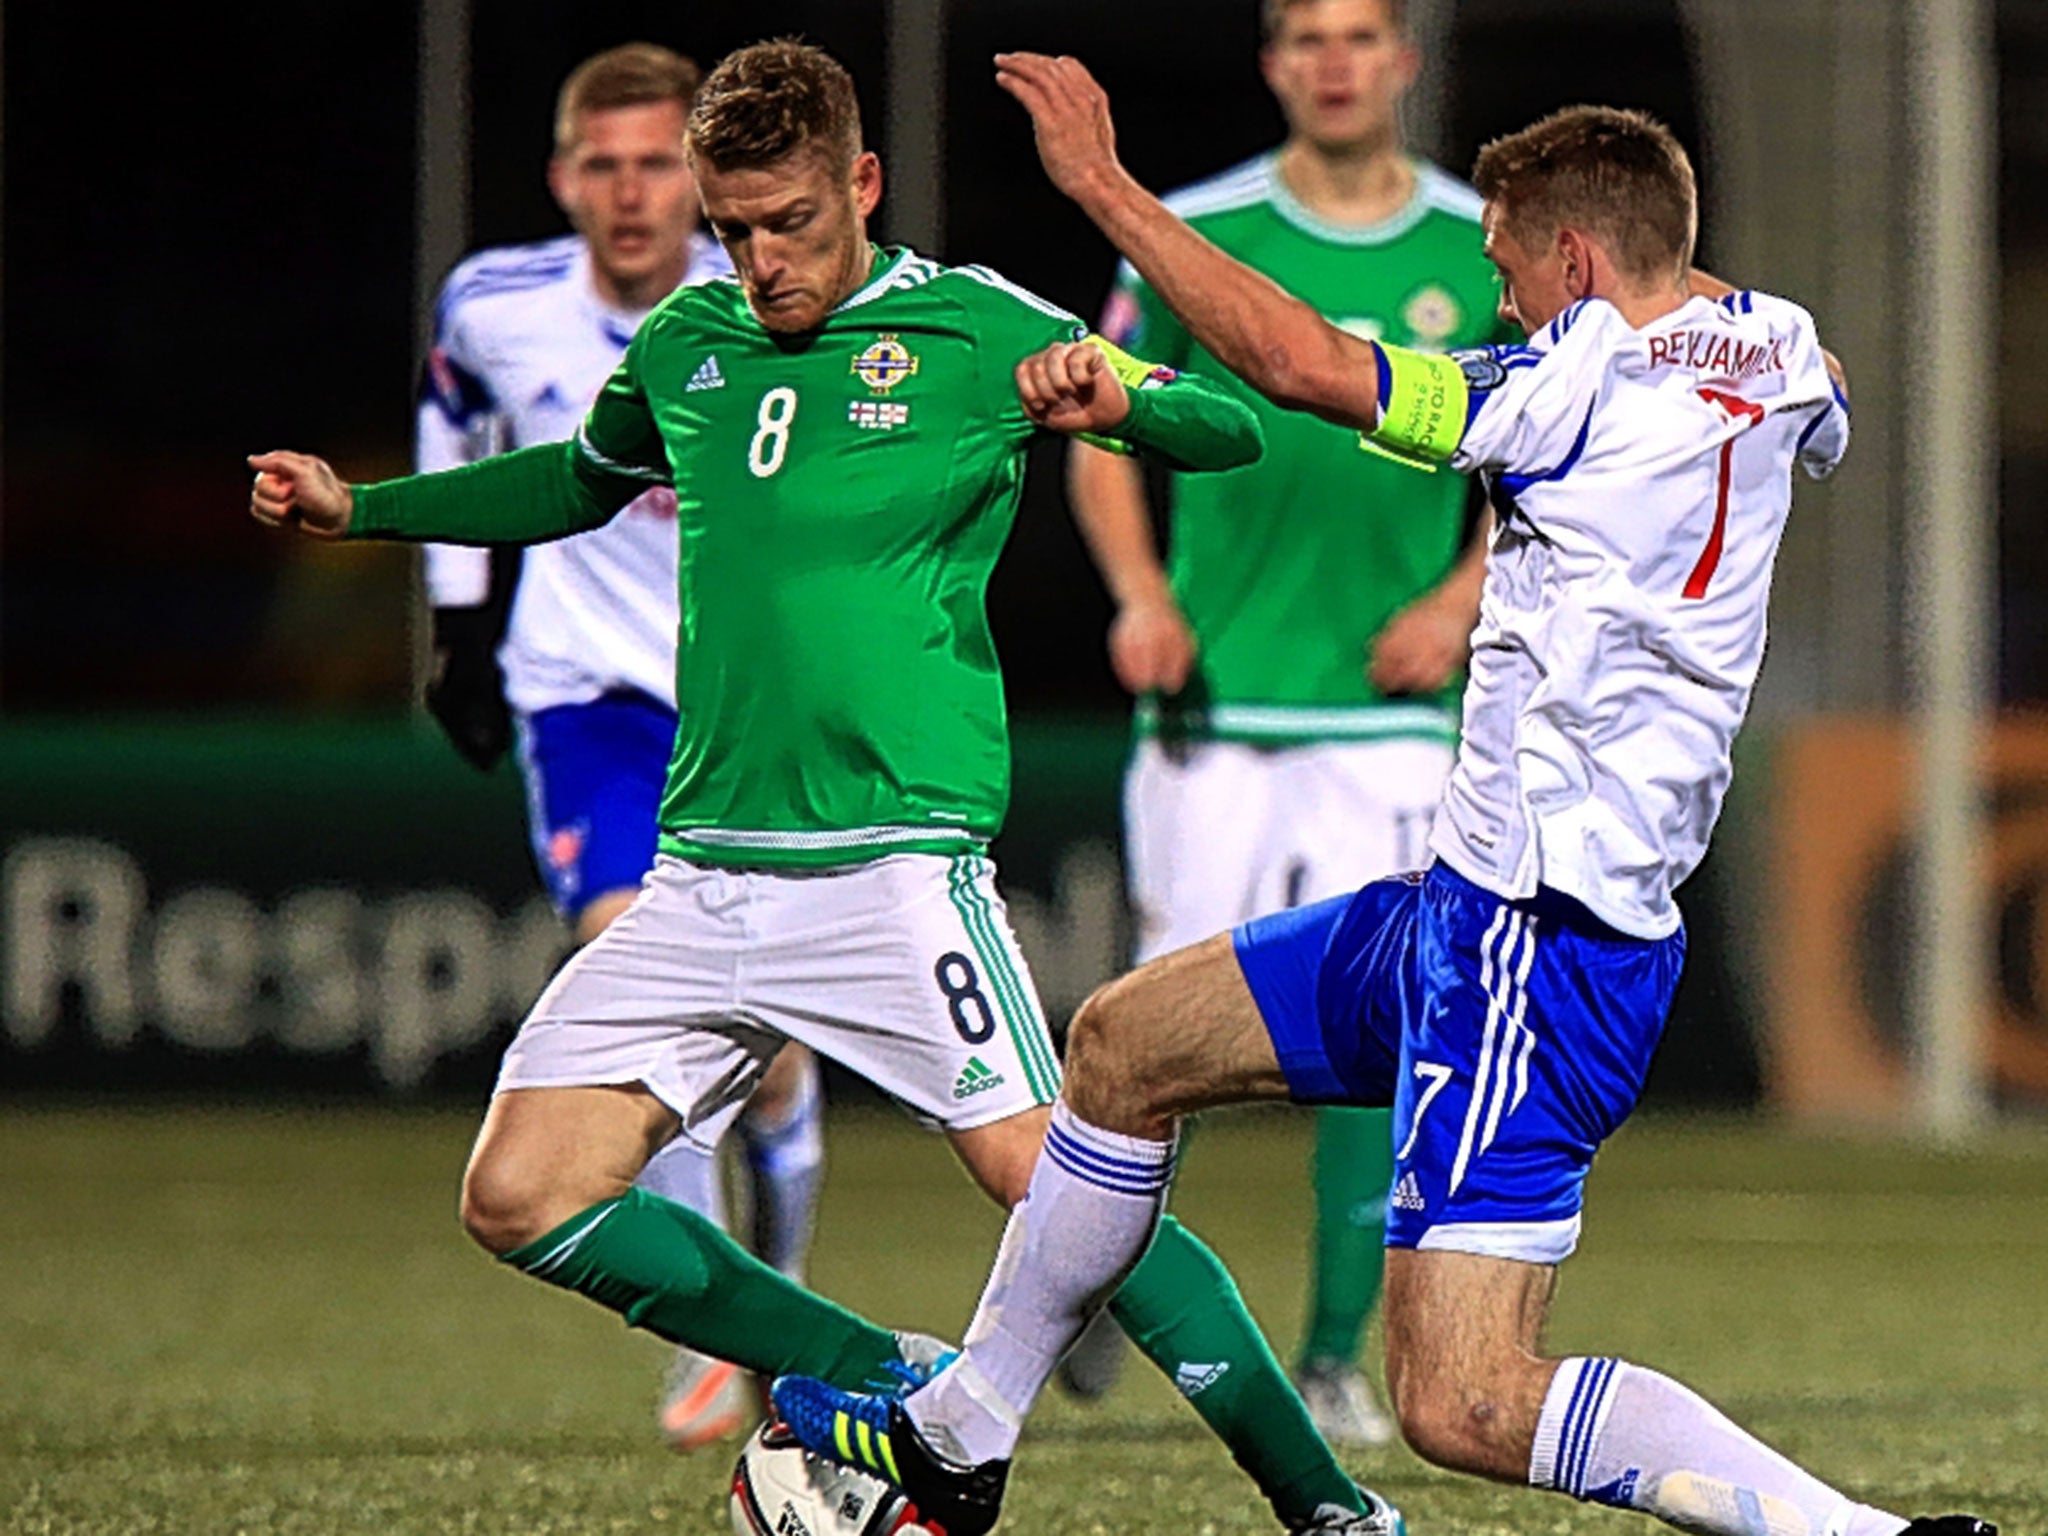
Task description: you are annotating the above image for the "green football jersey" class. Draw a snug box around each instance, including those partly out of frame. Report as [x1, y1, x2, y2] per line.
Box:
[1105, 155, 1514, 745]
[568, 246, 1251, 868]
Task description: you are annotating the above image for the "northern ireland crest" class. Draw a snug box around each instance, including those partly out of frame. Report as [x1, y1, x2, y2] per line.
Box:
[851, 334, 920, 394]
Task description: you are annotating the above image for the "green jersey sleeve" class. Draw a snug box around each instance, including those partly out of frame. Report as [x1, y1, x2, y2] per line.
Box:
[347, 440, 646, 544]
[1082, 335, 1263, 473]
[954, 264, 1258, 474]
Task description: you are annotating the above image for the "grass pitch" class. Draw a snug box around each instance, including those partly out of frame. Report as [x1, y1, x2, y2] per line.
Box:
[3, 1103, 2043, 1535]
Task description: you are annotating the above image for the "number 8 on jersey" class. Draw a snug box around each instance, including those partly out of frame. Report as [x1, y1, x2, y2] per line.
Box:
[750, 386, 798, 478]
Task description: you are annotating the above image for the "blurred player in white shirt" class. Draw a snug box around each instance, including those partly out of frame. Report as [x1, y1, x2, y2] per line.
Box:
[417, 41, 825, 1452]
[770, 64, 1994, 1536]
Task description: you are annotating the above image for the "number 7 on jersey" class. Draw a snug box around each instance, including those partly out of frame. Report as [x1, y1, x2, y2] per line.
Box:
[1684, 388, 1763, 599]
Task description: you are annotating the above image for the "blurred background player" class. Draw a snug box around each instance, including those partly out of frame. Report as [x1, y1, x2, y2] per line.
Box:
[1059, 0, 1507, 1435]
[414, 41, 827, 1451]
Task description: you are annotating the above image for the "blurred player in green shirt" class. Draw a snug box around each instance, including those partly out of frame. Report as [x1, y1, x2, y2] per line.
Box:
[1065, 0, 1510, 1438]
[250, 39, 1402, 1536]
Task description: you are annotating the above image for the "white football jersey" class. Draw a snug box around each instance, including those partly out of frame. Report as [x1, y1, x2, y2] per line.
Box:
[1428, 290, 1849, 938]
[416, 231, 733, 714]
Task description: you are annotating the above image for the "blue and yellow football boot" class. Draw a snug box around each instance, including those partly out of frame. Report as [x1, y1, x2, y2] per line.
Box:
[769, 1374, 1008, 1536]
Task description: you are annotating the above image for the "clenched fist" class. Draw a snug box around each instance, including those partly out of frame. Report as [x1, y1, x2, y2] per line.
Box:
[247, 450, 354, 539]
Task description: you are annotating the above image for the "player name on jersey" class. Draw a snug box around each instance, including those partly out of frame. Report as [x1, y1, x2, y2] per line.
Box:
[1644, 325, 1788, 381]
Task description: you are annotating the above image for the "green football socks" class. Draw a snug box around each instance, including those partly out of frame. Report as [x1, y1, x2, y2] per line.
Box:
[502, 1186, 903, 1389]
[1298, 1106, 1393, 1369]
[1110, 1215, 1366, 1521]
[502, 1186, 1367, 1522]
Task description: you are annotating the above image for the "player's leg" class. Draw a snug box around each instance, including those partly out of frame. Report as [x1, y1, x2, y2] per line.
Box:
[763, 856, 1392, 1534]
[521, 691, 734, 1233]
[1294, 1104, 1395, 1444]
[927, 884, 1311, 1508]
[461, 1081, 890, 1384]
[571, 887, 638, 946]
[1054, 739, 1277, 1400]
[646, 1040, 825, 1450]
[1380, 869, 1983, 1536]
[1382, 1243, 1959, 1536]
[463, 857, 916, 1393]
[737, 1042, 825, 1281]
[1046, 892, 1394, 1529]
[572, 899, 757, 1446]
[518, 692, 771, 1444]
[903, 876, 1410, 1533]
[1285, 738, 1453, 1446]
[939, 1080, 1378, 1533]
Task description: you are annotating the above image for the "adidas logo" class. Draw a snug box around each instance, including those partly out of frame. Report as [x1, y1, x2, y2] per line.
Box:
[1174, 1361, 1230, 1397]
[686, 355, 726, 392]
[1390, 1172, 1426, 1212]
[953, 1057, 1006, 1100]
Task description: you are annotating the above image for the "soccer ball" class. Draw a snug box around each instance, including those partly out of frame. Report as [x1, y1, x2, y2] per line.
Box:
[730, 1419, 926, 1536]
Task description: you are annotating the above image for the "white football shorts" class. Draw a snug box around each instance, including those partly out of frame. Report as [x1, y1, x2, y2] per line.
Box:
[496, 852, 1061, 1146]
[1125, 736, 1456, 962]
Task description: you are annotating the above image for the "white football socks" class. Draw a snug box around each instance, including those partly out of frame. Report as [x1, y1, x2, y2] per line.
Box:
[1532, 1358, 1907, 1536]
[634, 1134, 728, 1231]
[908, 1101, 1177, 1467]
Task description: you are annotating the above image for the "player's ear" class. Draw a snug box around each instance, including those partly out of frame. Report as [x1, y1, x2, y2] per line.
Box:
[1257, 42, 1282, 96]
[546, 153, 575, 220]
[1557, 228, 1592, 300]
[1391, 37, 1422, 96]
[850, 151, 883, 219]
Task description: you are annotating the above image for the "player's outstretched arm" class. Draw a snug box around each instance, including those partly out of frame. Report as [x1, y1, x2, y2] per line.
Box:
[996, 51, 1380, 432]
[1017, 337, 1261, 473]
[248, 441, 649, 548]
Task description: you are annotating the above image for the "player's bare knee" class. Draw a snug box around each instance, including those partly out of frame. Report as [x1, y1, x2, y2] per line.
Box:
[1386, 1347, 1538, 1480]
[1390, 1372, 1492, 1474]
[459, 1158, 552, 1256]
[1064, 979, 1170, 1131]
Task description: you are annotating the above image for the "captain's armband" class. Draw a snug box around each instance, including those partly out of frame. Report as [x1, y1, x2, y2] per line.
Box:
[1358, 342, 1471, 473]
[1077, 333, 1182, 457]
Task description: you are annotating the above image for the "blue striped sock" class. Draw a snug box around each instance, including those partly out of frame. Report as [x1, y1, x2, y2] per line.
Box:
[1528, 1358, 1897, 1536]
[908, 1101, 1177, 1465]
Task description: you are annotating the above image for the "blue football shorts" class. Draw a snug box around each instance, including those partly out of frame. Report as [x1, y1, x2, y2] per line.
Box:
[515, 689, 676, 918]
[1233, 862, 1686, 1264]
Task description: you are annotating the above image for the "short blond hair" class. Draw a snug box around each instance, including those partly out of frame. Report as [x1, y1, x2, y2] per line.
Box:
[685, 39, 863, 173]
[1472, 105, 1697, 285]
[1261, 0, 1408, 44]
[554, 42, 702, 154]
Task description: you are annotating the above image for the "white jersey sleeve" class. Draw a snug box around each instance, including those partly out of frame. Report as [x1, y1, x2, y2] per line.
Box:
[1756, 291, 1851, 481]
[1447, 301, 1610, 481]
[416, 257, 510, 609]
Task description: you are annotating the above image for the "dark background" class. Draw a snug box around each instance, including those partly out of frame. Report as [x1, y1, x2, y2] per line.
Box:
[2, 0, 1714, 714]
